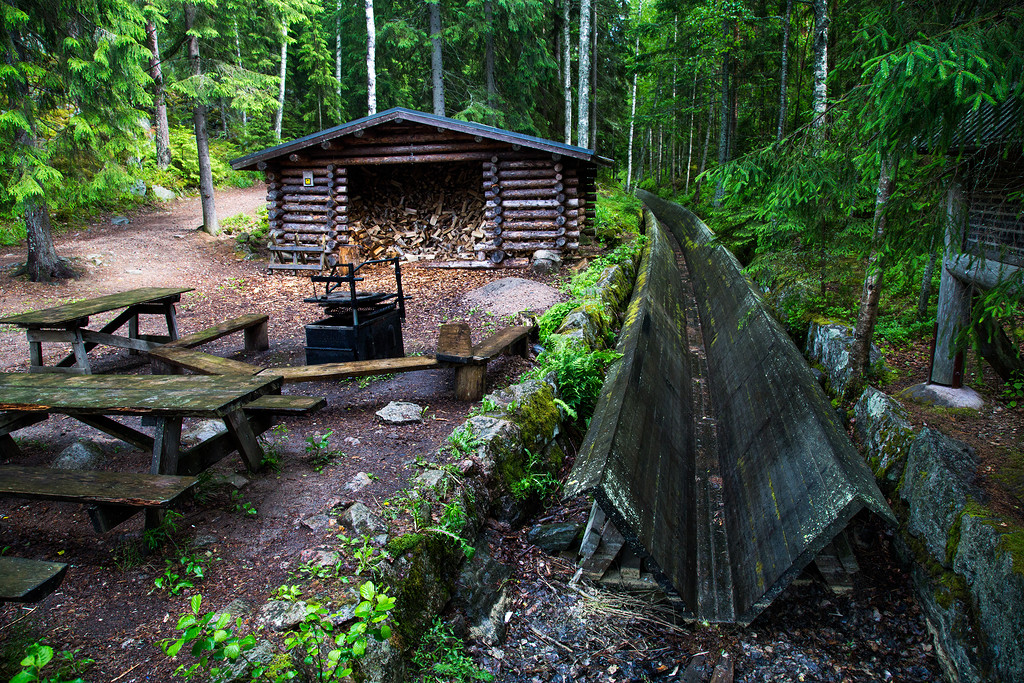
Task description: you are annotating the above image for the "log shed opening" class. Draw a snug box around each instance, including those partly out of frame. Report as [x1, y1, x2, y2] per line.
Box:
[230, 108, 611, 273]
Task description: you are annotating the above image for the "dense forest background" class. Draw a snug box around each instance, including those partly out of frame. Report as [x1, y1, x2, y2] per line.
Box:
[2, 0, 1022, 385]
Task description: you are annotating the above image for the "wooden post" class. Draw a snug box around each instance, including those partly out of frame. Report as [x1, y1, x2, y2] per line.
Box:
[455, 364, 487, 401]
[930, 182, 971, 387]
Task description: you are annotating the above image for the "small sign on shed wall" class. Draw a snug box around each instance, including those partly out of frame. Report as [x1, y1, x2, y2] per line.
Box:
[302, 170, 313, 187]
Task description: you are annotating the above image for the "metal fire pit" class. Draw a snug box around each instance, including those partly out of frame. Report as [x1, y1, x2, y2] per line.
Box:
[303, 257, 408, 364]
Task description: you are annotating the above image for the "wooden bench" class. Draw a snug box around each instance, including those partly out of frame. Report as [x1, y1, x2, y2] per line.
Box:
[162, 314, 269, 352]
[436, 324, 534, 400]
[243, 394, 326, 415]
[150, 346, 265, 376]
[0, 467, 198, 533]
[256, 356, 441, 385]
[0, 557, 68, 602]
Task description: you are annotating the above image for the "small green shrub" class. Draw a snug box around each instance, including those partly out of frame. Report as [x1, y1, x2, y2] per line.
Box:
[305, 431, 342, 472]
[509, 449, 560, 502]
[412, 618, 494, 682]
[9, 643, 93, 683]
[1003, 371, 1024, 409]
[529, 339, 621, 420]
[153, 553, 207, 595]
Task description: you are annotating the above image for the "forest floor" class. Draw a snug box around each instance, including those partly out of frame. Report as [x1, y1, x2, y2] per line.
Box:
[0, 185, 955, 682]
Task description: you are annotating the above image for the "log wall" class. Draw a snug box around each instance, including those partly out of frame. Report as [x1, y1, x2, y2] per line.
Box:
[259, 122, 596, 271]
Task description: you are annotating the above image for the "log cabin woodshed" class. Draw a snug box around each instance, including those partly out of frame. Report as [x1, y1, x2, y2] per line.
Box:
[230, 108, 611, 272]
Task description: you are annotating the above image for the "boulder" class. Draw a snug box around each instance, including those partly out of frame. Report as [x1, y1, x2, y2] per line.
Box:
[853, 387, 916, 488]
[111, 216, 130, 226]
[953, 512, 1024, 680]
[259, 600, 308, 631]
[338, 502, 389, 542]
[452, 546, 511, 645]
[527, 522, 581, 552]
[152, 185, 177, 201]
[375, 401, 423, 425]
[343, 471, 374, 493]
[899, 428, 982, 567]
[52, 440, 105, 470]
[128, 179, 147, 196]
[183, 419, 227, 447]
[805, 321, 883, 397]
[531, 250, 562, 274]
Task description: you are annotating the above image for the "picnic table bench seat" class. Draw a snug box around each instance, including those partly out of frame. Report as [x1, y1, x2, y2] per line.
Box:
[163, 313, 269, 352]
[0, 466, 198, 533]
[0, 557, 68, 603]
[150, 346, 265, 376]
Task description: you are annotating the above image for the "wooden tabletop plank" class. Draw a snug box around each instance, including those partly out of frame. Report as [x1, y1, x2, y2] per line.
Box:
[0, 373, 282, 417]
[0, 466, 197, 506]
[0, 287, 192, 326]
[470, 326, 532, 359]
[0, 557, 68, 603]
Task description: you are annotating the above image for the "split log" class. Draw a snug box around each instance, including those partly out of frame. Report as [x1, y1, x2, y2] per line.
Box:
[501, 209, 563, 220]
[498, 228, 565, 239]
[498, 239, 566, 251]
[502, 199, 562, 209]
[497, 169, 563, 181]
[282, 203, 330, 213]
[499, 188, 564, 200]
[499, 179, 564, 191]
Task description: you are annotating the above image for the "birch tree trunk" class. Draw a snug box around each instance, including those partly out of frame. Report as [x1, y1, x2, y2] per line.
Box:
[589, 0, 596, 140]
[186, 3, 218, 235]
[576, 0, 592, 148]
[685, 73, 696, 192]
[562, 0, 572, 144]
[811, 0, 828, 133]
[625, 0, 643, 190]
[848, 153, 898, 394]
[342, 0, 350, 100]
[429, 0, 445, 117]
[693, 102, 713, 203]
[234, 20, 248, 132]
[776, 0, 792, 140]
[146, 19, 171, 169]
[274, 18, 289, 141]
[713, 20, 730, 208]
[917, 242, 938, 320]
[484, 0, 495, 116]
[366, 0, 377, 114]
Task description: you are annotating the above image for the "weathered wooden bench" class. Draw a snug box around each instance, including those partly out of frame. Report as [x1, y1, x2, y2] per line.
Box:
[0, 557, 69, 603]
[436, 323, 534, 400]
[0, 467, 198, 533]
[150, 346, 265, 376]
[257, 356, 441, 384]
[162, 313, 269, 353]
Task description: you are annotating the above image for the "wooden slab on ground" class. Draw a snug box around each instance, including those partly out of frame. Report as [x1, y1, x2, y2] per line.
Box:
[243, 394, 326, 415]
[261, 355, 440, 384]
[0, 557, 69, 603]
[0, 287, 191, 326]
[0, 466, 197, 506]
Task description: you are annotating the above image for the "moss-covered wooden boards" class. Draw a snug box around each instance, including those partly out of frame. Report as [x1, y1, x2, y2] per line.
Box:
[0, 373, 282, 417]
[0, 287, 190, 326]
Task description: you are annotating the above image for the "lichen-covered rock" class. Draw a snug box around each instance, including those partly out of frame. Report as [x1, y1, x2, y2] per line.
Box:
[854, 386, 916, 489]
[52, 440, 105, 470]
[452, 546, 511, 645]
[338, 502, 389, 543]
[899, 428, 982, 567]
[585, 263, 634, 311]
[491, 379, 560, 451]
[954, 512, 1024, 681]
[259, 600, 308, 631]
[382, 533, 457, 648]
[554, 309, 605, 350]
[908, 562, 983, 683]
[805, 321, 883, 397]
[375, 401, 424, 424]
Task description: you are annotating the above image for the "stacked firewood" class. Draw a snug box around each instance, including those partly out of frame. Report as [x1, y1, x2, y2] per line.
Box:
[346, 165, 487, 261]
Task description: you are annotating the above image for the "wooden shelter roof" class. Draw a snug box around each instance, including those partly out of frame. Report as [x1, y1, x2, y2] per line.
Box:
[230, 107, 613, 171]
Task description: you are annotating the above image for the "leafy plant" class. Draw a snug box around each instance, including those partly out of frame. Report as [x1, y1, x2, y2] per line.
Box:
[161, 595, 264, 682]
[296, 560, 342, 581]
[412, 618, 494, 682]
[425, 497, 475, 560]
[352, 537, 387, 577]
[228, 491, 258, 517]
[283, 583, 396, 681]
[153, 554, 207, 595]
[259, 423, 289, 472]
[509, 449, 560, 503]
[304, 431, 342, 473]
[1003, 372, 1024, 409]
[9, 643, 93, 683]
[273, 584, 304, 602]
[445, 427, 482, 458]
[528, 339, 622, 421]
[143, 510, 185, 551]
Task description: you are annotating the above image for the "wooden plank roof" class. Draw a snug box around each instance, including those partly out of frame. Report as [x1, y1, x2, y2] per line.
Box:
[230, 107, 613, 171]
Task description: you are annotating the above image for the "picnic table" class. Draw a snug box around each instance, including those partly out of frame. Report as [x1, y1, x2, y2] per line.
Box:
[0, 287, 192, 374]
[0, 372, 283, 478]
